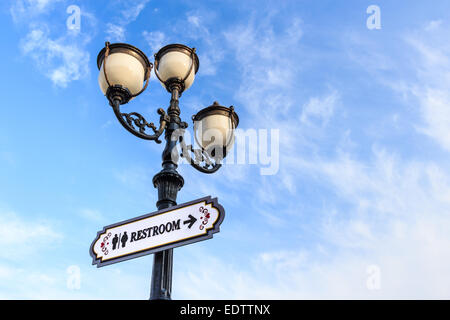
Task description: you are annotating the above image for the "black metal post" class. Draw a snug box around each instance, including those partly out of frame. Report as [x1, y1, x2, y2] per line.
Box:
[150, 87, 184, 300]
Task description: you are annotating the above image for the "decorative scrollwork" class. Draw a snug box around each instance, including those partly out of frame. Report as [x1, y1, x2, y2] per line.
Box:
[123, 112, 158, 134]
[111, 100, 169, 143]
[177, 130, 222, 174]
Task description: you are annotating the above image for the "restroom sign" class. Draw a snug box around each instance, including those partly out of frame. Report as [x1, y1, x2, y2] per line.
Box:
[89, 196, 225, 267]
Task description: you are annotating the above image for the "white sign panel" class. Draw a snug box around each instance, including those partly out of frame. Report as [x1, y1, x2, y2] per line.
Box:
[90, 196, 224, 267]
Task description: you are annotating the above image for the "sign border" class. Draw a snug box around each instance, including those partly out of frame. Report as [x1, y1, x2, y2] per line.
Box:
[89, 196, 225, 268]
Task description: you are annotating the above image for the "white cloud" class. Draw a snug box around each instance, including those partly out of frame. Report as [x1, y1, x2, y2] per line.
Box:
[105, 0, 150, 42]
[180, 10, 225, 76]
[174, 146, 450, 299]
[404, 25, 450, 151]
[221, 13, 340, 220]
[106, 23, 126, 42]
[20, 26, 90, 87]
[0, 210, 63, 260]
[425, 20, 442, 31]
[351, 21, 450, 152]
[0, 208, 147, 299]
[415, 88, 450, 151]
[11, 1, 95, 88]
[176, 15, 450, 293]
[224, 15, 303, 119]
[10, 0, 63, 22]
[223, 15, 304, 137]
[0, 212, 61, 245]
[300, 90, 339, 126]
[187, 14, 200, 27]
[121, 0, 149, 23]
[0, 263, 146, 299]
[142, 30, 166, 55]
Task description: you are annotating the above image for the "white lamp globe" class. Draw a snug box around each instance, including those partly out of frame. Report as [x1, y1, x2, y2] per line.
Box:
[193, 102, 239, 161]
[154, 44, 199, 92]
[97, 43, 151, 97]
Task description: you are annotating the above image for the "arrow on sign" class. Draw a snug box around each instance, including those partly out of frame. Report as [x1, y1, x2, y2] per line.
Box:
[89, 196, 224, 267]
[183, 214, 197, 229]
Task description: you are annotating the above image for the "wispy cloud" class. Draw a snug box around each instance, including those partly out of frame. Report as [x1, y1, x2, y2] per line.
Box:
[224, 15, 303, 117]
[10, 0, 63, 22]
[121, 0, 149, 22]
[11, 1, 95, 87]
[171, 14, 450, 299]
[222, 13, 340, 218]
[142, 30, 166, 55]
[105, 0, 150, 42]
[0, 210, 63, 261]
[105, 23, 126, 42]
[184, 10, 224, 76]
[405, 24, 450, 151]
[415, 88, 450, 151]
[175, 145, 450, 299]
[21, 26, 90, 87]
[300, 90, 339, 127]
[348, 20, 450, 153]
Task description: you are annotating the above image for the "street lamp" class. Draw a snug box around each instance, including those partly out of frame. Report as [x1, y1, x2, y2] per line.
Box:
[192, 101, 239, 162]
[153, 43, 199, 93]
[97, 41, 239, 300]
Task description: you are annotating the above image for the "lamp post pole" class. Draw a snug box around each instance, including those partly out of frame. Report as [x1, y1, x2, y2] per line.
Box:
[150, 87, 184, 300]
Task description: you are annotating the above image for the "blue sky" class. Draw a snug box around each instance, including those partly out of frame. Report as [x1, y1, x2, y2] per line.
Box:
[1, 0, 450, 299]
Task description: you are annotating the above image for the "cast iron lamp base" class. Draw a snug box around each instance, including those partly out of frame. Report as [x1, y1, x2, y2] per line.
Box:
[106, 84, 132, 105]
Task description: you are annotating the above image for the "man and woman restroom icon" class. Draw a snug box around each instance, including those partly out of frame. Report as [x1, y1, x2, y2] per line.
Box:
[111, 232, 128, 250]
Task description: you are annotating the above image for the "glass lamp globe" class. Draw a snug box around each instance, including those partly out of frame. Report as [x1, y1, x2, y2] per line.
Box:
[193, 102, 239, 160]
[97, 43, 151, 97]
[154, 44, 199, 92]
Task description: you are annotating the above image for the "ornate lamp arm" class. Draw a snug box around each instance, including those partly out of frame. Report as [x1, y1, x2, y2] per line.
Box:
[111, 99, 169, 144]
[177, 129, 222, 174]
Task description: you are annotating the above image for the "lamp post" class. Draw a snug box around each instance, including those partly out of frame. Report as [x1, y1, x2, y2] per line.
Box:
[96, 42, 239, 300]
